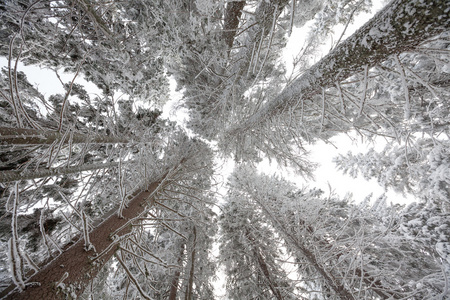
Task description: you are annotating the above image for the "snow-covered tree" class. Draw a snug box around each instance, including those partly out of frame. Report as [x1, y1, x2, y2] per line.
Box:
[220, 195, 296, 299]
[222, 0, 449, 173]
[1, 135, 215, 299]
[227, 165, 448, 299]
[334, 137, 450, 273]
[334, 138, 450, 210]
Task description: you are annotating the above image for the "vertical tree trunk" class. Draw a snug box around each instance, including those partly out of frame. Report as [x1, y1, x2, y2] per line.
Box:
[229, 0, 450, 134]
[253, 199, 356, 300]
[284, 211, 398, 299]
[0, 161, 120, 182]
[168, 242, 185, 300]
[245, 230, 284, 300]
[184, 226, 196, 300]
[1, 171, 173, 300]
[223, 1, 246, 49]
[0, 127, 129, 145]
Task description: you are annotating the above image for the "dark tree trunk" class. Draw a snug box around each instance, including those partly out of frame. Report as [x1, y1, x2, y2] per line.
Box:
[245, 230, 284, 300]
[184, 226, 196, 300]
[223, 1, 246, 49]
[168, 242, 185, 300]
[0, 127, 129, 145]
[1, 172, 171, 299]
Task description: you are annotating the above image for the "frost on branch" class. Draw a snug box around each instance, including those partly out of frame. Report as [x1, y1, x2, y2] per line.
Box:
[82, 211, 95, 252]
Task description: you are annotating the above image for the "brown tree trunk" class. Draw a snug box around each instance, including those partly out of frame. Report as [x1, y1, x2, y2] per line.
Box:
[223, 1, 246, 49]
[0, 161, 119, 183]
[254, 249, 283, 300]
[230, 0, 450, 134]
[253, 199, 356, 300]
[1, 171, 172, 299]
[168, 242, 185, 300]
[184, 226, 196, 300]
[0, 127, 129, 145]
[285, 212, 399, 299]
[245, 229, 283, 300]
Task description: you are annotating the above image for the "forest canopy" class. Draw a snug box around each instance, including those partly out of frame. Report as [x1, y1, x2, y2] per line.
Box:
[0, 0, 449, 299]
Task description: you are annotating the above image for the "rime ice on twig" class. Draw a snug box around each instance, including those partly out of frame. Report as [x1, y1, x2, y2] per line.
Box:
[115, 252, 152, 300]
[8, 183, 25, 291]
[82, 211, 95, 252]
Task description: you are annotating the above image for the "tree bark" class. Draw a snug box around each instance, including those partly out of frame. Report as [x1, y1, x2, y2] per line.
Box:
[168, 242, 185, 300]
[229, 0, 450, 134]
[245, 229, 284, 300]
[1, 170, 173, 299]
[184, 226, 196, 300]
[223, 1, 246, 49]
[0, 127, 129, 145]
[253, 198, 356, 300]
[0, 161, 119, 183]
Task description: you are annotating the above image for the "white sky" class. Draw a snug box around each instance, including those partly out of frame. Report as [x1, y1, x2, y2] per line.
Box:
[0, 57, 103, 98]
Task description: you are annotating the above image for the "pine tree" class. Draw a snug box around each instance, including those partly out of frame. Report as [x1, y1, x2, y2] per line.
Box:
[1, 137, 214, 299]
[229, 0, 449, 134]
[220, 196, 296, 299]
[334, 137, 450, 272]
[227, 165, 447, 299]
[334, 138, 450, 211]
[222, 0, 450, 171]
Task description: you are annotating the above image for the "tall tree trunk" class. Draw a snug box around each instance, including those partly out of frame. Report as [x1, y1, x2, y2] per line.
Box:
[184, 226, 196, 300]
[253, 198, 356, 300]
[168, 242, 185, 300]
[230, 0, 289, 75]
[223, 1, 246, 49]
[0, 161, 119, 182]
[229, 0, 450, 135]
[245, 229, 284, 300]
[285, 212, 399, 299]
[0, 127, 129, 145]
[1, 168, 177, 299]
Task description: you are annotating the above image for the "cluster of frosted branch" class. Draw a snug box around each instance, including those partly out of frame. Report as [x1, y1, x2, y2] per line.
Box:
[224, 33, 450, 176]
[6, 183, 40, 291]
[0, 0, 186, 294]
[229, 166, 448, 299]
[7, 184, 25, 291]
[81, 211, 95, 252]
[0, 142, 145, 287]
[84, 149, 216, 299]
[117, 154, 128, 218]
